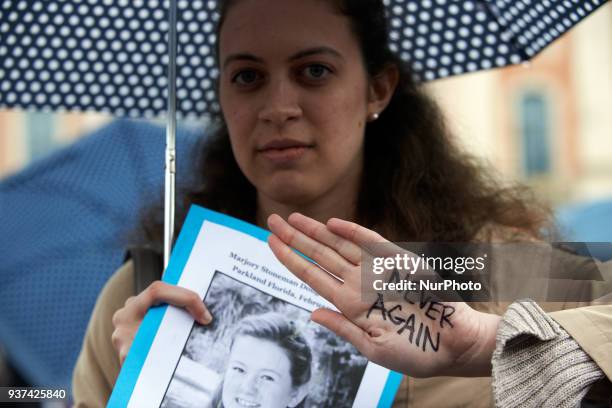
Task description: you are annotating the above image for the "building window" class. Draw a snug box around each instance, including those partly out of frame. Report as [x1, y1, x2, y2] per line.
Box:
[520, 92, 551, 177]
[26, 112, 57, 161]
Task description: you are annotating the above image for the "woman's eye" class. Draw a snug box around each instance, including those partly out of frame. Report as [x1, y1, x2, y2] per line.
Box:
[232, 70, 261, 86]
[301, 64, 332, 80]
[231, 366, 245, 374]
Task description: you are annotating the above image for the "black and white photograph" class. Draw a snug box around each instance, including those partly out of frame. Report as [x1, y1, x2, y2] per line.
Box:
[160, 272, 368, 408]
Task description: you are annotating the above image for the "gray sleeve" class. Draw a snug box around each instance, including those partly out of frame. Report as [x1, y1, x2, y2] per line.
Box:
[491, 301, 605, 408]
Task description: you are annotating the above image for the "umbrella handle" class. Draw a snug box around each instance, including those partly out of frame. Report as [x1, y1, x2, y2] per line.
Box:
[164, 0, 178, 270]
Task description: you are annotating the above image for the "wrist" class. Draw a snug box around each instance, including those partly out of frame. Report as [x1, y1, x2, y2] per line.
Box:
[472, 311, 502, 376]
[448, 311, 501, 377]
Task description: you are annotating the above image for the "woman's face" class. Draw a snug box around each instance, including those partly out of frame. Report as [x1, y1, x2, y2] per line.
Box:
[222, 335, 304, 408]
[218, 0, 374, 207]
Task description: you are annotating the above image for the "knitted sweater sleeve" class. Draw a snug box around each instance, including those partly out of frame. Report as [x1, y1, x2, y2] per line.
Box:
[491, 301, 605, 408]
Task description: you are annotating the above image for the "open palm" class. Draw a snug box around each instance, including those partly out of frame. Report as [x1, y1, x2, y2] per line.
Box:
[267, 213, 500, 378]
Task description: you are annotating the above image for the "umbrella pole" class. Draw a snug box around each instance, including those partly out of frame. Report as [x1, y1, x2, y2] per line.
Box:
[164, 0, 178, 270]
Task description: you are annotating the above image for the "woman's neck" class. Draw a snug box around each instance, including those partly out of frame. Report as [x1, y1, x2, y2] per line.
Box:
[255, 149, 364, 228]
[255, 181, 360, 229]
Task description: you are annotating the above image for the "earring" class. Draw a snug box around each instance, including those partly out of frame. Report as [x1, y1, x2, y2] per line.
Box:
[369, 112, 379, 121]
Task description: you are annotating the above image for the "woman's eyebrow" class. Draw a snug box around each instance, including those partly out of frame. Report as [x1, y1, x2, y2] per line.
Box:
[288, 46, 343, 61]
[223, 47, 344, 69]
[223, 53, 264, 69]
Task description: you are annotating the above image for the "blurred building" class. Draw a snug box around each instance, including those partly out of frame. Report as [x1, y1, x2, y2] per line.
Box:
[0, 110, 111, 178]
[428, 3, 612, 205]
[1, 3, 611, 206]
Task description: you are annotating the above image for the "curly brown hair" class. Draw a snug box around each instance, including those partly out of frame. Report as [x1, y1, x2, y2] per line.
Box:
[139, 0, 551, 248]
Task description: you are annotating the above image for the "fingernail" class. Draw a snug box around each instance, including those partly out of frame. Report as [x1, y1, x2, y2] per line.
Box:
[200, 310, 212, 324]
[267, 215, 279, 228]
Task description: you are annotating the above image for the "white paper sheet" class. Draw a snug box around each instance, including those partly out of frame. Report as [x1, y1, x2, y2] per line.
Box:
[108, 206, 401, 408]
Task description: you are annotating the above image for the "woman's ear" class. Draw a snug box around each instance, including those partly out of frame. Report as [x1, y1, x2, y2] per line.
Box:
[367, 64, 399, 119]
[288, 384, 309, 408]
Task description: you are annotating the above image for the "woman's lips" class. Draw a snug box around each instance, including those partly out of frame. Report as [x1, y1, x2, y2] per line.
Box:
[257, 139, 313, 165]
[260, 146, 311, 163]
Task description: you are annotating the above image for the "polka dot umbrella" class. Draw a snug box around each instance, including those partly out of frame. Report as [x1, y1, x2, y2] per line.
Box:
[0, 0, 609, 258]
[1, 0, 609, 118]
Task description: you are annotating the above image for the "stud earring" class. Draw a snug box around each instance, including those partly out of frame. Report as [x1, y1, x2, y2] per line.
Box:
[369, 112, 379, 121]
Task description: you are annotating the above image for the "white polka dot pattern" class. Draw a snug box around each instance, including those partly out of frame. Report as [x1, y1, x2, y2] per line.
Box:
[0, 0, 608, 119]
[385, 0, 607, 81]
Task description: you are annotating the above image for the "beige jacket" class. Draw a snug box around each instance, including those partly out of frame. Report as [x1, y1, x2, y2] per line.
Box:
[73, 260, 612, 407]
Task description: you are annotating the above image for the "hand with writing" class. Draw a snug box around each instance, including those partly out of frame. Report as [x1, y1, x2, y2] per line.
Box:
[267, 213, 501, 378]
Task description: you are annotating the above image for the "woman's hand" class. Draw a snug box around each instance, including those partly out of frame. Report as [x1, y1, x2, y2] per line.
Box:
[111, 281, 212, 365]
[267, 213, 500, 378]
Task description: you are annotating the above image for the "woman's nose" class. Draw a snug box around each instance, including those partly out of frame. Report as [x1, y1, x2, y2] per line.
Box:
[258, 78, 302, 126]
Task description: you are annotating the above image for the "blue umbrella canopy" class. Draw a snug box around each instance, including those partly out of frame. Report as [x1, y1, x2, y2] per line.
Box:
[558, 199, 612, 242]
[557, 199, 612, 261]
[0, 119, 200, 387]
[0, 0, 608, 119]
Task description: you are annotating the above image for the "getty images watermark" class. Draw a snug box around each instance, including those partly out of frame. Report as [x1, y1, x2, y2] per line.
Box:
[371, 251, 485, 292]
[361, 242, 611, 302]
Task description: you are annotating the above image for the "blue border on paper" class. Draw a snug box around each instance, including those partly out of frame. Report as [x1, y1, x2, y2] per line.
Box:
[377, 371, 404, 408]
[107, 205, 399, 407]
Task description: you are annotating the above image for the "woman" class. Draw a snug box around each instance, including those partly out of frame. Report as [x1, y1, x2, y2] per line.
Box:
[72, 0, 610, 406]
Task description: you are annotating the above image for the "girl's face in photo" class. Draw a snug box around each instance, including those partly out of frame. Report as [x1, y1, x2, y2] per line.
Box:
[222, 335, 303, 408]
[218, 0, 378, 207]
